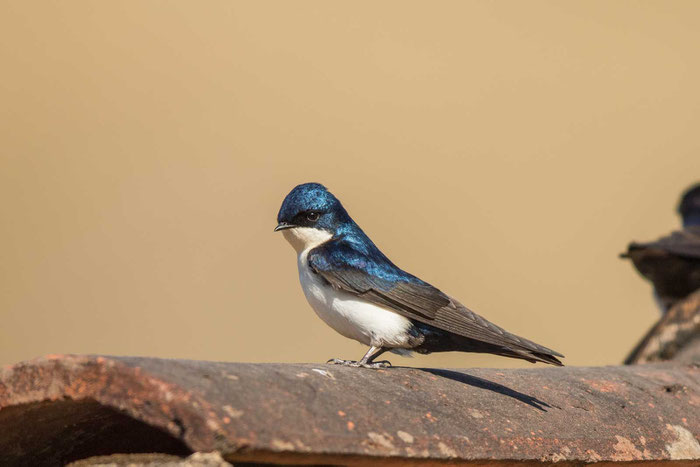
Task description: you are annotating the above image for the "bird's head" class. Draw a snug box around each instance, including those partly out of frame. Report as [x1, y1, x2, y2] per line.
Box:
[275, 183, 351, 252]
[678, 182, 700, 227]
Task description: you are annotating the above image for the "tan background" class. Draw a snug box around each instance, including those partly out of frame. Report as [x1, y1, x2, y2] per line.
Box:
[1, 1, 698, 368]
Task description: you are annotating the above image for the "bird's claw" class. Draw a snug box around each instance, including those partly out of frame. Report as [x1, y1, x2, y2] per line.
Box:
[327, 358, 392, 369]
[364, 360, 392, 369]
[327, 358, 351, 365]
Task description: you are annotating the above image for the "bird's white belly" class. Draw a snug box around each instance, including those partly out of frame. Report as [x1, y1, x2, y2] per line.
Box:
[297, 256, 413, 348]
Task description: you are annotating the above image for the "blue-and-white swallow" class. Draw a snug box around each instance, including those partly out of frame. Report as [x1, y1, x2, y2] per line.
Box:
[622, 182, 700, 312]
[275, 183, 564, 368]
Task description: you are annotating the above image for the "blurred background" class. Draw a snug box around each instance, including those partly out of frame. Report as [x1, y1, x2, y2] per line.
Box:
[1, 1, 698, 368]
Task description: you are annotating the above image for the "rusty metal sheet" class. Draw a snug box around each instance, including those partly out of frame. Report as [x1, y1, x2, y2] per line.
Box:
[0, 355, 698, 465]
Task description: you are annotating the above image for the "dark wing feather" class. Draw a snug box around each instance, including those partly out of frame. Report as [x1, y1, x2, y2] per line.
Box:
[621, 227, 700, 308]
[625, 226, 700, 259]
[307, 238, 564, 363]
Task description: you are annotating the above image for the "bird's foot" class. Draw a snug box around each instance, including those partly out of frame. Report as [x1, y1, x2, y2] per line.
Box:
[327, 358, 392, 369]
[362, 360, 392, 369]
[327, 358, 353, 366]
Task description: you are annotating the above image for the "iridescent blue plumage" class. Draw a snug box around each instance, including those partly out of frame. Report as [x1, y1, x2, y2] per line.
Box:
[679, 183, 700, 227]
[277, 183, 343, 224]
[277, 183, 427, 288]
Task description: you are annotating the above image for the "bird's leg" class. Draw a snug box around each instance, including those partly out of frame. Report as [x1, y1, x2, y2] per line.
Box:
[360, 346, 392, 368]
[327, 346, 391, 369]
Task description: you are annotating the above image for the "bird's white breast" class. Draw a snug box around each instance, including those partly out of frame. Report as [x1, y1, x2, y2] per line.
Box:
[283, 227, 413, 348]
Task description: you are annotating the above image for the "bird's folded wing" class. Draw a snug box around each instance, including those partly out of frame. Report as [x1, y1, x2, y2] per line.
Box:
[627, 227, 700, 259]
[307, 239, 563, 358]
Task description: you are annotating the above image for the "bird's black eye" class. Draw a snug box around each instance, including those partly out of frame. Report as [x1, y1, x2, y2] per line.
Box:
[306, 211, 320, 222]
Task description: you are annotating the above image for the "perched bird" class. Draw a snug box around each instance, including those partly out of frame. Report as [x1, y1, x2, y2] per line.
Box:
[621, 183, 700, 312]
[275, 183, 564, 368]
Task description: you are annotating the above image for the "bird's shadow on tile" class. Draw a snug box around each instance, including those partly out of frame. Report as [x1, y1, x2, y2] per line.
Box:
[416, 367, 552, 412]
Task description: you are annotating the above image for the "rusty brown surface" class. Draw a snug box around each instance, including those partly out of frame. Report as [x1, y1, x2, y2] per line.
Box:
[0, 355, 699, 466]
[625, 289, 700, 365]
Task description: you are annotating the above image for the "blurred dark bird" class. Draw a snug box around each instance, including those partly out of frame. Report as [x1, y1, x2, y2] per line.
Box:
[275, 183, 563, 368]
[621, 183, 700, 312]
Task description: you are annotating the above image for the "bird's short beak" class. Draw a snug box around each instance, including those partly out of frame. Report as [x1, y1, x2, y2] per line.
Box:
[274, 222, 296, 232]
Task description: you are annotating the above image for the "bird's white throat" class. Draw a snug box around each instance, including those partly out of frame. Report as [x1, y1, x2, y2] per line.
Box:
[282, 227, 333, 254]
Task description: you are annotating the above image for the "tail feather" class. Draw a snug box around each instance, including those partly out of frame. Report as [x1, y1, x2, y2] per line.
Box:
[414, 325, 565, 366]
[488, 345, 564, 366]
